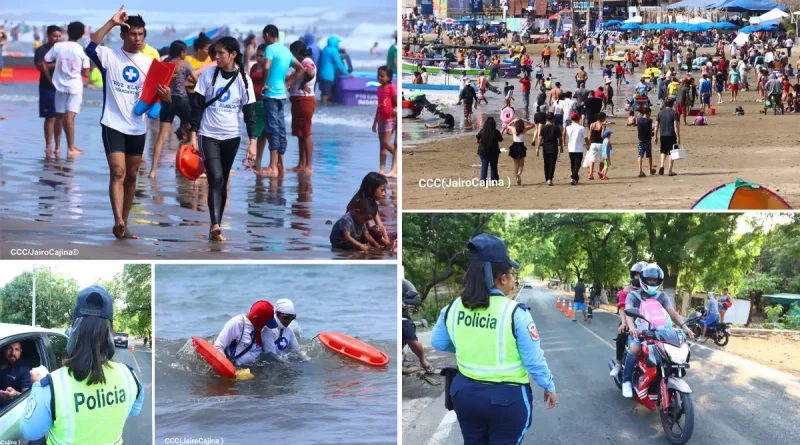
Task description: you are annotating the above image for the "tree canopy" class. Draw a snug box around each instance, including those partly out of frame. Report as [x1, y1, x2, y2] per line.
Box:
[403, 213, 798, 314]
[0, 265, 152, 336]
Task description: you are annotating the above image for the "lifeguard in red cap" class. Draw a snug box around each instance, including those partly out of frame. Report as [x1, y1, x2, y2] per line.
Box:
[213, 301, 279, 368]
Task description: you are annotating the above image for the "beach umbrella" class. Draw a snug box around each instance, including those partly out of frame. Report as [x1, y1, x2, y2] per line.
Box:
[620, 23, 641, 31]
[687, 23, 707, 32]
[714, 22, 740, 29]
[443, 18, 455, 25]
[606, 19, 623, 26]
[642, 23, 660, 30]
[692, 179, 792, 210]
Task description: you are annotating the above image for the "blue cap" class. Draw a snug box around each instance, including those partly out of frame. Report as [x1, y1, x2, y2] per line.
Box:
[466, 234, 520, 269]
[603, 130, 613, 137]
[74, 286, 114, 322]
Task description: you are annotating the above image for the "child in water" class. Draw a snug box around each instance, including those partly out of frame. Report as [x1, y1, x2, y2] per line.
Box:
[373, 65, 397, 178]
[330, 199, 380, 252]
[347, 172, 395, 250]
[600, 130, 613, 180]
[425, 114, 456, 129]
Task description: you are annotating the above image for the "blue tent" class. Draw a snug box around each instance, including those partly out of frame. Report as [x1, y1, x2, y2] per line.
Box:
[605, 19, 623, 26]
[740, 24, 778, 32]
[713, 22, 739, 29]
[713, 0, 788, 12]
[620, 23, 641, 30]
[642, 23, 660, 30]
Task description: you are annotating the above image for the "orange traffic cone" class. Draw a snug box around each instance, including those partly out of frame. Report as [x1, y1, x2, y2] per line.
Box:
[130, 343, 135, 355]
[567, 302, 574, 318]
[556, 297, 561, 309]
[560, 300, 567, 312]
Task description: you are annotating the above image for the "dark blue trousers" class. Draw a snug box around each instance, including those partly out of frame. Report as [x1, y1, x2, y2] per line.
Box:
[450, 373, 533, 445]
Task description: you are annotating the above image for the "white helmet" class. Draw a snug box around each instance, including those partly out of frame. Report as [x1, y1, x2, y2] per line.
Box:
[630, 261, 647, 289]
[639, 263, 664, 296]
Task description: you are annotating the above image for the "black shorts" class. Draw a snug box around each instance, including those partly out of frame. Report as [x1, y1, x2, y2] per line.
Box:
[319, 79, 334, 97]
[101, 125, 146, 157]
[660, 135, 677, 155]
[160, 95, 191, 124]
[402, 318, 417, 346]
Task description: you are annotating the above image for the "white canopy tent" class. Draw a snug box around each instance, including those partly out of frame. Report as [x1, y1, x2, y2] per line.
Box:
[749, 7, 790, 25]
[624, 15, 643, 23]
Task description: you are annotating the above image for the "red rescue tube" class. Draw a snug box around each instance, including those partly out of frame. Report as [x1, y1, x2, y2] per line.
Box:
[191, 336, 236, 379]
[317, 332, 389, 367]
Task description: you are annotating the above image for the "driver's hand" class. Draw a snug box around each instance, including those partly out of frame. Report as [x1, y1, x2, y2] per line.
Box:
[683, 326, 695, 340]
[629, 327, 640, 338]
[617, 324, 625, 334]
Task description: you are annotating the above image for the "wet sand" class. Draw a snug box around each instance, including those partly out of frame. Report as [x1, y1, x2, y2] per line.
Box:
[0, 83, 396, 259]
[402, 37, 800, 210]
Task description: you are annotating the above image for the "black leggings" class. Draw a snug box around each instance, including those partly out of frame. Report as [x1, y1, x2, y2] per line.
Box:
[616, 323, 629, 361]
[198, 135, 240, 225]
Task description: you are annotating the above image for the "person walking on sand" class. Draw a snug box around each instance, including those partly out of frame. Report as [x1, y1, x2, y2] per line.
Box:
[84, 7, 170, 240]
[34, 25, 63, 158]
[46, 21, 89, 158]
[637, 107, 655, 177]
[654, 99, 680, 177]
[504, 118, 536, 186]
[565, 112, 587, 186]
[537, 112, 563, 186]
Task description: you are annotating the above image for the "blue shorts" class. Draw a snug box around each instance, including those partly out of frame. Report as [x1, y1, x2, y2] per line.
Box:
[573, 301, 587, 311]
[700, 315, 719, 326]
[263, 98, 287, 154]
[701, 94, 711, 104]
[39, 88, 57, 119]
[638, 140, 652, 158]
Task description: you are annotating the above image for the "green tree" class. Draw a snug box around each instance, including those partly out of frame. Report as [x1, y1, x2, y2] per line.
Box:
[0, 270, 78, 328]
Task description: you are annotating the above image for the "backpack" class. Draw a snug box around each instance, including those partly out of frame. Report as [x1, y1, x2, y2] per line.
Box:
[638, 298, 670, 330]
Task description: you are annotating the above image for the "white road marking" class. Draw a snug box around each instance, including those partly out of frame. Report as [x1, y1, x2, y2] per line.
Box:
[425, 410, 458, 445]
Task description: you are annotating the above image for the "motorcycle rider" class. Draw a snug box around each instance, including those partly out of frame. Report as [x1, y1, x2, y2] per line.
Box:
[698, 292, 720, 343]
[622, 263, 694, 398]
[610, 261, 647, 377]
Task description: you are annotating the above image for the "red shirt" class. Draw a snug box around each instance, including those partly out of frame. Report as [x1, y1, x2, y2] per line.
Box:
[718, 59, 728, 74]
[784, 80, 792, 94]
[615, 65, 624, 76]
[519, 78, 531, 92]
[250, 65, 265, 101]
[377, 83, 397, 120]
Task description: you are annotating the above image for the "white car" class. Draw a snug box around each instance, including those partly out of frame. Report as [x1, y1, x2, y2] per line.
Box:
[523, 279, 534, 288]
[0, 323, 68, 444]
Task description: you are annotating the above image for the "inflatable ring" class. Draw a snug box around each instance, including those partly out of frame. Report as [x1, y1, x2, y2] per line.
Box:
[500, 107, 515, 125]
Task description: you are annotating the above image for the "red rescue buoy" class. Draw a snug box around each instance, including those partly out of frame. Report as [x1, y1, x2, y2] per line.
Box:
[191, 336, 236, 379]
[177, 145, 205, 181]
[317, 332, 389, 367]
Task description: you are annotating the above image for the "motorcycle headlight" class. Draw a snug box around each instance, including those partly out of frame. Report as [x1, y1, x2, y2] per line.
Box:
[663, 343, 690, 365]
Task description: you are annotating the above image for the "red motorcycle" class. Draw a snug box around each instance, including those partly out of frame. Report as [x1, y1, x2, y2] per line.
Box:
[609, 308, 696, 444]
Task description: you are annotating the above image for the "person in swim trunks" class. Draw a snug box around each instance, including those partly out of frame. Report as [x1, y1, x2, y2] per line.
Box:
[84, 6, 171, 239]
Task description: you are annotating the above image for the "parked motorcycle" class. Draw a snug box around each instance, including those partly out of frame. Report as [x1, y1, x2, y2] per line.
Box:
[609, 308, 696, 444]
[685, 306, 731, 347]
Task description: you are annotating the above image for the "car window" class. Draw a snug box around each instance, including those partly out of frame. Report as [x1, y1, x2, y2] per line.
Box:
[0, 337, 40, 421]
[48, 334, 68, 371]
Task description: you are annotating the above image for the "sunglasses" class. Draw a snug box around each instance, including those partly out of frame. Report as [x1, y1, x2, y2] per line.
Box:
[277, 312, 296, 321]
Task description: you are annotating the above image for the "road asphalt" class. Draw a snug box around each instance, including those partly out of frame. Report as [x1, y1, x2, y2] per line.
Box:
[114, 339, 153, 445]
[403, 284, 800, 445]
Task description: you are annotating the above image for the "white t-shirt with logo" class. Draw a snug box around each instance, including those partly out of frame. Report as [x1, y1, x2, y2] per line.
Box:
[566, 123, 587, 153]
[261, 325, 299, 356]
[83, 41, 153, 135]
[195, 66, 256, 141]
[45, 41, 89, 95]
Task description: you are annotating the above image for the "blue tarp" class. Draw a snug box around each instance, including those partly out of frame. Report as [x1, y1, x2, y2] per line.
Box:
[740, 24, 778, 32]
[713, 0, 788, 12]
[620, 23, 641, 30]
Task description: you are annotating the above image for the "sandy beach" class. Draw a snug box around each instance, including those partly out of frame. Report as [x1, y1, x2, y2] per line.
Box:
[402, 37, 800, 210]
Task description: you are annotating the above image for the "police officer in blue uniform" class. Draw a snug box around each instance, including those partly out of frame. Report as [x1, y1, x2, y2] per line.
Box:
[432, 234, 557, 445]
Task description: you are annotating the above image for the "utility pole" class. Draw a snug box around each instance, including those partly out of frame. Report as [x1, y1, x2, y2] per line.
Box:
[32, 264, 37, 326]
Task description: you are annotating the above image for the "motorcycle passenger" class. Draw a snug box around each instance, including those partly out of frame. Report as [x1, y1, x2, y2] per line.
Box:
[622, 263, 694, 398]
[610, 261, 647, 377]
[431, 234, 557, 444]
[698, 292, 720, 343]
[718, 288, 732, 323]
